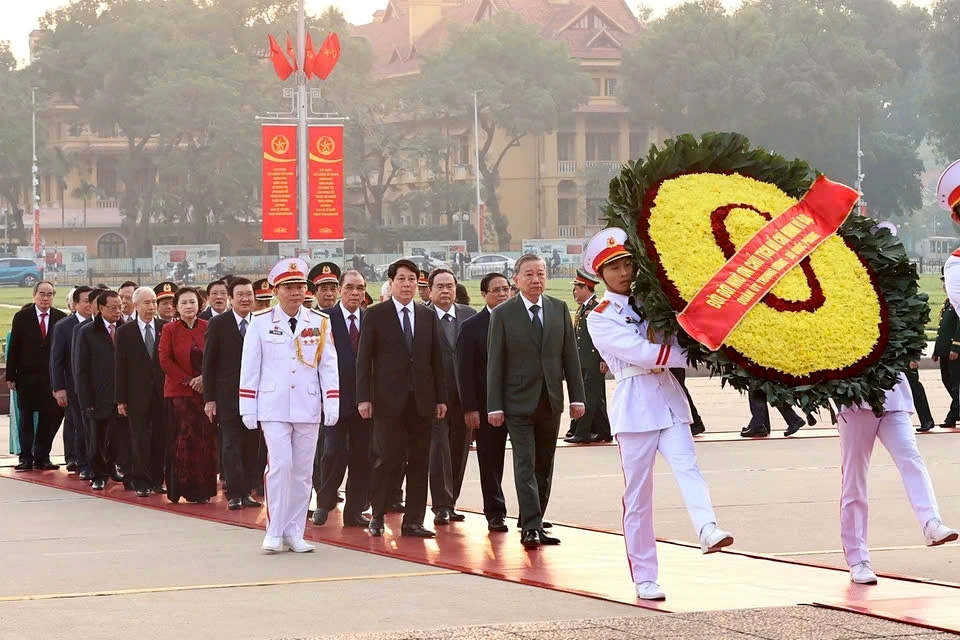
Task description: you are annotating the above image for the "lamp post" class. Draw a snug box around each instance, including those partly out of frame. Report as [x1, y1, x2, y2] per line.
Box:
[296, 0, 309, 252]
[472, 90, 482, 248]
[31, 87, 42, 260]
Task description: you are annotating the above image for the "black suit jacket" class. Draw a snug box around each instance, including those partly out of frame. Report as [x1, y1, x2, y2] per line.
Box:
[202, 311, 245, 421]
[7, 304, 67, 410]
[356, 300, 445, 418]
[49, 313, 81, 395]
[75, 314, 124, 419]
[456, 307, 490, 416]
[426, 302, 477, 406]
[323, 304, 362, 419]
[115, 317, 167, 416]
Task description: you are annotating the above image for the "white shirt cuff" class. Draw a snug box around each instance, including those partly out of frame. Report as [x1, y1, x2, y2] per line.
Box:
[571, 402, 585, 407]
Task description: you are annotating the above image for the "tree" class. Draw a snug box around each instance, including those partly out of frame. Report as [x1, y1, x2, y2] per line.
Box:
[71, 179, 100, 229]
[0, 41, 32, 245]
[925, 0, 960, 159]
[418, 13, 592, 249]
[861, 131, 924, 221]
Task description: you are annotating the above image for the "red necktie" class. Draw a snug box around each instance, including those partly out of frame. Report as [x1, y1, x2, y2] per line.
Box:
[39, 312, 47, 339]
[348, 314, 360, 352]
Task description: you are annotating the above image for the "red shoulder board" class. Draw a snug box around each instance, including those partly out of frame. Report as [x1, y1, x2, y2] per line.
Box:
[594, 300, 610, 313]
[952, 248, 960, 257]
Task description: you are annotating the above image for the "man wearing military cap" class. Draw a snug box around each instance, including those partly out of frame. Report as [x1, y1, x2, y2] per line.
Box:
[309, 262, 341, 310]
[566, 269, 611, 444]
[583, 227, 732, 601]
[154, 282, 178, 321]
[939, 160, 960, 312]
[239, 258, 340, 553]
[253, 278, 273, 312]
[303, 281, 317, 310]
[417, 269, 430, 303]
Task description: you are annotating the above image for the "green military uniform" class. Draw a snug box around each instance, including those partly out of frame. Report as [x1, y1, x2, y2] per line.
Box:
[932, 297, 960, 427]
[568, 289, 611, 442]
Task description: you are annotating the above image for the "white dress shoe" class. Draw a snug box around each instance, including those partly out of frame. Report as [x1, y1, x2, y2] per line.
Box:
[635, 581, 666, 600]
[923, 518, 959, 546]
[699, 523, 734, 554]
[283, 536, 316, 553]
[261, 535, 283, 553]
[850, 561, 878, 584]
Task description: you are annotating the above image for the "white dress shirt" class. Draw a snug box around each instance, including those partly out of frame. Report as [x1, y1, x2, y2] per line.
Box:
[137, 317, 156, 342]
[519, 294, 544, 322]
[392, 297, 416, 334]
[233, 310, 251, 329]
[340, 302, 361, 330]
[434, 303, 456, 321]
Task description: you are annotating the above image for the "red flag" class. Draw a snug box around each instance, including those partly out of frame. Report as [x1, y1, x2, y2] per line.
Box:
[286, 33, 298, 71]
[267, 34, 294, 81]
[313, 32, 341, 80]
[304, 32, 315, 79]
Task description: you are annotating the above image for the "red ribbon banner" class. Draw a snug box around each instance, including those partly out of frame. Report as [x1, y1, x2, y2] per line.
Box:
[307, 124, 345, 241]
[261, 124, 298, 241]
[676, 176, 860, 351]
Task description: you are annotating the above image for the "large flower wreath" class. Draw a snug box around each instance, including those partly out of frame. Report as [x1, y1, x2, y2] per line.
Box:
[604, 132, 928, 414]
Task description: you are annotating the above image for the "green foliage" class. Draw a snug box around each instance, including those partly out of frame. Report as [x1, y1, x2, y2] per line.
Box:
[925, 0, 960, 159]
[605, 131, 928, 414]
[0, 45, 32, 244]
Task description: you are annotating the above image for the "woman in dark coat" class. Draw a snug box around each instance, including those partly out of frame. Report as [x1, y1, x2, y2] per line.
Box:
[158, 287, 214, 503]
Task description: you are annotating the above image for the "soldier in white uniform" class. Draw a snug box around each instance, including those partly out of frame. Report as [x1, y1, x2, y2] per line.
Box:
[583, 228, 733, 601]
[837, 373, 957, 584]
[938, 160, 960, 310]
[240, 258, 340, 553]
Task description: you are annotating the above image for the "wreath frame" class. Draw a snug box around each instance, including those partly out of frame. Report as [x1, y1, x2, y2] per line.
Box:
[603, 132, 928, 415]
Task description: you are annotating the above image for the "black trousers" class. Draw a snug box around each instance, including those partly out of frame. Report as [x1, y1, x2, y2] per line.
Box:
[939, 357, 960, 424]
[475, 417, 508, 521]
[316, 415, 372, 516]
[17, 404, 63, 465]
[369, 393, 430, 527]
[906, 368, 934, 426]
[429, 397, 471, 512]
[127, 407, 165, 491]
[746, 388, 803, 433]
[65, 392, 87, 469]
[571, 366, 611, 439]
[670, 368, 704, 430]
[62, 401, 75, 463]
[221, 416, 263, 499]
[86, 412, 126, 481]
[506, 388, 560, 533]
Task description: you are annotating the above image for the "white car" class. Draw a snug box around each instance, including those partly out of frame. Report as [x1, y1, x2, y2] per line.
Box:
[466, 254, 516, 278]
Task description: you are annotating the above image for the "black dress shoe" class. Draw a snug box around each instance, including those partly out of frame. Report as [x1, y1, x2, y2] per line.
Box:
[448, 510, 465, 522]
[312, 508, 329, 526]
[136, 489, 151, 498]
[343, 514, 371, 528]
[35, 461, 60, 471]
[917, 421, 936, 433]
[517, 520, 553, 530]
[227, 497, 243, 510]
[597, 435, 614, 442]
[564, 434, 598, 444]
[368, 517, 384, 536]
[387, 502, 405, 513]
[240, 496, 261, 508]
[521, 529, 541, 549]
[152, 486, 167, 495]
[942, 422, 957, 429]
[784, 420, 804, 437]
[434, 509, 451, 525]
[79, 470, 93, 481]
[91, 479, 106, 490]
[806, 414, 818, 427]
[14, 462, 33, 472]
[539, 529, 561, 545]
[740, 427, 769, 438]
[66, 461, 78, 472]
[401, 525, 436, 538]
[111, 470, 124, 483]
[488, 517, 509, 532]
[690, 422, 706, 436]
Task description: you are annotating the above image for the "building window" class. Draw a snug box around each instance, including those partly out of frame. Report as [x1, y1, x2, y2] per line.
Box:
[97, 159, 118, 197]
[586, 133, 618, 161]
[557, 133, 575, 162]
[574, 11, 606, 30]
[586, 199, 606, 225]
[455, 136, 470, 166]
[605, 79, 618, 96]
[592, 77, 603, 96]
[558, 199, 576, 226]
[97, 232, 126, 258]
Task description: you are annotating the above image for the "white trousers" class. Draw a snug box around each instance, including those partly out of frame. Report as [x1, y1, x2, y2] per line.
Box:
[838, 410, 940, 566]
[616, 415, 718, 583]
[262, 421, 320, 540]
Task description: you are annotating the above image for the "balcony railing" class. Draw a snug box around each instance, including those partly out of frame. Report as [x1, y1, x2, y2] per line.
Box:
[558, 225, 580, 238]
[97, 199, 120, 209]
[558, 161, 577, 175]
[453, 165, 471, 179]
[583, 160, 622, 172]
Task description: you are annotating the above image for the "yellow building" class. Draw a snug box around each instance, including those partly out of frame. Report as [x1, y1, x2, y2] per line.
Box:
[351, 0, 655, 249]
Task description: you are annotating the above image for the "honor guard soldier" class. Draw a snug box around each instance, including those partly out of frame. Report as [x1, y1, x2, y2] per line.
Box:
[417, 269, 431, 303]
[566, 269, 611, 443]
[309, 262, 341, 310]
[154, 281, 178, 322]
[939, 161, 960, 316]
[583, 228, 733, 601]
[930, 268, 960, 431]
[253, 278, 273, 312]
[239, 258, 340, 554]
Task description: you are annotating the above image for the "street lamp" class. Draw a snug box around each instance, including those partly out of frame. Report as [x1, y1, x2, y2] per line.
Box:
[452, 209, 467, 241]
[472, 90, 483, 246]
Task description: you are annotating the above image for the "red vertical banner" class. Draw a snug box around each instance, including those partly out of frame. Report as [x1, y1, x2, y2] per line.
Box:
[262, 124, 298, 241]
[307, 125, 344, 240]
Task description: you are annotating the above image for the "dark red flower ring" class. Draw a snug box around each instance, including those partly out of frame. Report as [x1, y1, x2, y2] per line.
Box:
[709, 203, 825, 312]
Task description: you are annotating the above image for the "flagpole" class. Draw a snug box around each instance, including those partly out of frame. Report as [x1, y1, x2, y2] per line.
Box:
[296, 0, 309, 251]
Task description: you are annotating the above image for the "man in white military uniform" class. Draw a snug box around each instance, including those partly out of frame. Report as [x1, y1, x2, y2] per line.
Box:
[938, 160, 960, 311]
[240, 258, 340, 553]
[583, 228, 733, 601]
[837, 373, 957, 584]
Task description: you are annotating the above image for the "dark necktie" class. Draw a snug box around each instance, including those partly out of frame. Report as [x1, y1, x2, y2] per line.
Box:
[402, 307, 413, 351]
[289, 316, 297, 335]
[441, 312, 456, 347]
[144, 323, 155, 358]
[239, 318, 248, 340]
[628, 298, 646, 320]
[39, 312, 47, 339]
[530, 304, 543, 345]
[348, 314, 360, 352]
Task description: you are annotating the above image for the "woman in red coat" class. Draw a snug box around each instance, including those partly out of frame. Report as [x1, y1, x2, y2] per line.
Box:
[159, 287, 214, 503]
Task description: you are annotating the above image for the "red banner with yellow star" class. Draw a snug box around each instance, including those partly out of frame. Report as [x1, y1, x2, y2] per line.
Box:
[307, 124, 345, 241]
[261, 124, 298, 241]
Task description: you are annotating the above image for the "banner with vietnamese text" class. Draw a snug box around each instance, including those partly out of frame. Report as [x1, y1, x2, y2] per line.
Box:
[307, 125, 344, 241]
[262, 124, 298, 241]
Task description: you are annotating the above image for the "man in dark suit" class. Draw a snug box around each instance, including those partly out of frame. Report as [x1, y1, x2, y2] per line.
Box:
[116, 287, 168, 496]
[456, 272, 511, 532]
[75, 290, 125, 489]
[357, 258, 446, 538]
[426, 268, 476, 524]
[49, 285, 94, 475]
[487, 255, 585, 549]
[7, 281, 67, 471]
[312, 269, 372, 528]
[202, 277, 262, 509]
[566, 269, 611, 443]
[199, 280, 229, 320]
[741, 387, 807, 437]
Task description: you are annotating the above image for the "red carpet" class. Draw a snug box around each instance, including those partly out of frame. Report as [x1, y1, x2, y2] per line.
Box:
[3, 467, 960, 633]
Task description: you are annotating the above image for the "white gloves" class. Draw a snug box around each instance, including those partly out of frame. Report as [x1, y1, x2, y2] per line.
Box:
[322, 405, 339, 427]
[242, 414, 258, 430]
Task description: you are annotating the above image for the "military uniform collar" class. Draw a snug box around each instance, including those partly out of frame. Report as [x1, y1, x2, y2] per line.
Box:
[603, 291, 631, 314]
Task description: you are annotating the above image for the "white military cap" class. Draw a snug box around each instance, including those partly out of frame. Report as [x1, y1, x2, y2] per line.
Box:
[583, 227, 630, 276]
[268, 258, 310, 287]
[936, 159, 960, 221]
